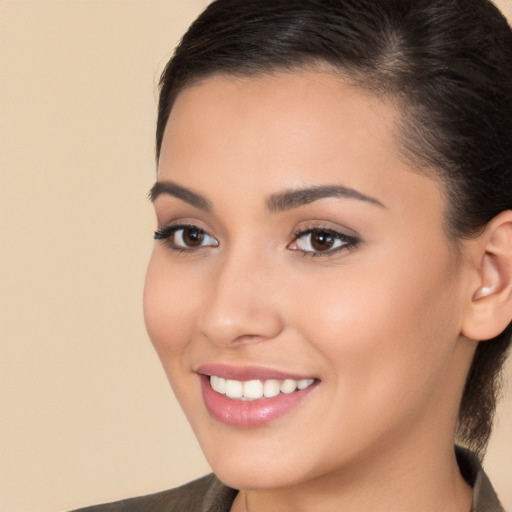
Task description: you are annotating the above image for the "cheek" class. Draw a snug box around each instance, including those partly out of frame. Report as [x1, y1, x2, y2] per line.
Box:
[143, 251, 199, 363]
[292, 245, 463, 410]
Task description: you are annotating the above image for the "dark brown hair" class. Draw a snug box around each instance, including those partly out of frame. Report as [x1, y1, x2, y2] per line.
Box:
[156, 0, 512, 458]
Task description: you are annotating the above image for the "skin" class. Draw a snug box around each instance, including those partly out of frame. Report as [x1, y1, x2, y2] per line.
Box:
[144, 70, 482, 511]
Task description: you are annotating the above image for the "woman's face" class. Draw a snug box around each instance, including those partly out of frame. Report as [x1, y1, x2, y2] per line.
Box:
[144, 71, 475, 490]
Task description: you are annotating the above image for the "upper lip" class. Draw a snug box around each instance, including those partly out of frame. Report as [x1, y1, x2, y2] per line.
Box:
[196, 363, 317, 381]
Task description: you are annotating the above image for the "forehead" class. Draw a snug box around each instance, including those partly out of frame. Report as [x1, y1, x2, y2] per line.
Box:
[158, 70, 445, 223]
[164, 70, 401, 153]
[163, 72, 394, 167]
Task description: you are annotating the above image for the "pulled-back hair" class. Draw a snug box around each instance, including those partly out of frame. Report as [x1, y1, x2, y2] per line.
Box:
[156, 0, 512, 458]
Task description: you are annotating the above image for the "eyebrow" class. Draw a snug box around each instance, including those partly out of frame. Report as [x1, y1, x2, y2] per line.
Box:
[266, 185, 385, 212]
[149, 181, 385, 212]
[149, 181, 212, 211]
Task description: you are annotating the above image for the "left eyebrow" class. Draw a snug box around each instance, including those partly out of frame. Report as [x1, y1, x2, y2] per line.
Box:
[266, 185, 385, 212]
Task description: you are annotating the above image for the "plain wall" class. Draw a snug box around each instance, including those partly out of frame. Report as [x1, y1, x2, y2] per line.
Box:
[0, 1, 510, 511]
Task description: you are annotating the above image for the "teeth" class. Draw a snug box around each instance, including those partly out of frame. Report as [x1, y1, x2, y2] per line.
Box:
[280, 379, 297, 394]
[209, 376, 315, 400]
[243, 380, 264, 399]
[263, 379, 281, 398]
[225, 379, 243, 399]
[210, 375, 226, 394]
[297, 378, 315, 390]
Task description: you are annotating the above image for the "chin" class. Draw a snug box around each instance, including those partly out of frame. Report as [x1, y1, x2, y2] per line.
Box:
[195, 427, 326, 492]
[212, 460, 301, 491]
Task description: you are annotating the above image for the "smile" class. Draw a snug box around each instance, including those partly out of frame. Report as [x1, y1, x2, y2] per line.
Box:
[210, 375, 315, 400]
[199, 367, 319, 427]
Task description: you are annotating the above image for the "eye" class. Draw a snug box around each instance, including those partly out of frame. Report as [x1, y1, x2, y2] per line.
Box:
[288, 227, 358, 256]
[154, 224, 219, 251]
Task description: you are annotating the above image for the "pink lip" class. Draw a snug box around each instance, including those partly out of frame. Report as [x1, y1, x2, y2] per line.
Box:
[197, 363, 315, 381]
[197, 364, 318, 428]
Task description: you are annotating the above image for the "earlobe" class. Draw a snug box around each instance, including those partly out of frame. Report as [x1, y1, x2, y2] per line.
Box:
[462, 211, 512, 341]
[472, 285, 492, 300]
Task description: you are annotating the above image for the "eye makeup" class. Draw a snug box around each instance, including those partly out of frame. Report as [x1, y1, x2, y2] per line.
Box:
[154, 222, 360, 259]
[288, 225, 360, 257]
[154, 224, 219, 252]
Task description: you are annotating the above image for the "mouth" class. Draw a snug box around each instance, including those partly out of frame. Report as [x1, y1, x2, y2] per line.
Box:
[197, 365, 319, 427]
[209, 375, 316, 400]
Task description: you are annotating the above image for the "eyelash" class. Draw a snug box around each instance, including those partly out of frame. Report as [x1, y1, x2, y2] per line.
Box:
[154, 224, 218, 253]
[154, 224, 360, 257]
[289, 226, 360, 257]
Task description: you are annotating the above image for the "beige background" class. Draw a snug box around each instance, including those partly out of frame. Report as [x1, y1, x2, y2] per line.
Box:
[1, 1, 511, 511]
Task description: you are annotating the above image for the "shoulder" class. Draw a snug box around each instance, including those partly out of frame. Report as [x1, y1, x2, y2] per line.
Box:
[456, 446, 506, 512]
[71, 474, 238, 512]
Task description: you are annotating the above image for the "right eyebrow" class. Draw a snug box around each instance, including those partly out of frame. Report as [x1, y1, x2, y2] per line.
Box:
[148, 181, 212, 211]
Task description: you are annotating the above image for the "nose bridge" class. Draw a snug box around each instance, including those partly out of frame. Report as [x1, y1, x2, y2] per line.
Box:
[199, 242, 283, 346]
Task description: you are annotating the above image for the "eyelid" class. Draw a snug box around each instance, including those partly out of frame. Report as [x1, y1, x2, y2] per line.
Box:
[154, 217, 215, 238]
[288, 224, 360, 257]
[154, 223, 219, 251]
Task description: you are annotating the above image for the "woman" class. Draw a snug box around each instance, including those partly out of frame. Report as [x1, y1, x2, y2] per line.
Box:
[76, 0, 512, 510]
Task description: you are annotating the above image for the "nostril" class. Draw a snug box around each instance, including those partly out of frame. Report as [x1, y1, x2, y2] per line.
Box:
[201, 329, 268, 347]
[232, 334, 266, 344]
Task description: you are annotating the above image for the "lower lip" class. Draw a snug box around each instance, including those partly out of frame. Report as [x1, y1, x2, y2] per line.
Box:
[200, 375, 317, 427]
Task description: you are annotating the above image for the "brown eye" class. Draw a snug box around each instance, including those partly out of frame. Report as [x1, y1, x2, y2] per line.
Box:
[288, 227, 358, 256]
[181, 227, 205, 247]
[310, 231, 335, 251]
[154, 224, 219, 251]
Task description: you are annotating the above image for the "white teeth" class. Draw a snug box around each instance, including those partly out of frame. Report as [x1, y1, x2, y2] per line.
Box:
[225, 379, 243, 399]
[263, 379, 281, 398]
[243, 380, 264, 399]
[280, 379, 297, 394]
[209, 376, 315, 400]
[297, 378, 315, 390]
[210, 376, 226, 394]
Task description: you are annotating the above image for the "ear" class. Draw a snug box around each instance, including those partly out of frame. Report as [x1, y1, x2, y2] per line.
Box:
[462, 211, 512, 341]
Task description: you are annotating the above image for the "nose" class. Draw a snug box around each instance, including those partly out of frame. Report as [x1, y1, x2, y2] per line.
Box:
[198, 248, 284, 347]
